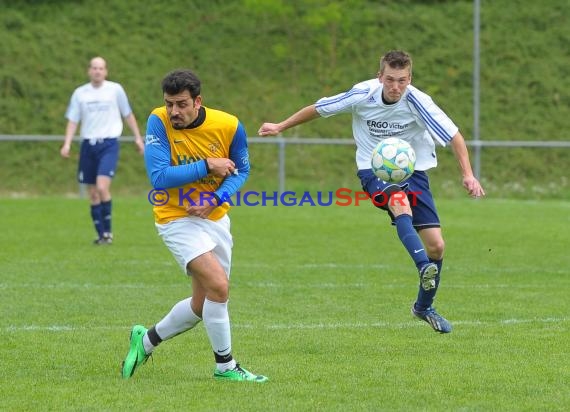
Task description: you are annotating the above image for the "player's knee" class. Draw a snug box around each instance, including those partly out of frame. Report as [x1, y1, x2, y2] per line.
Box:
[209, 285, 229, 302]
[387, 192, 411, 215]
[427, 239, 445, 260]
[96, 183, 110, 197]
[372, 191, 411, 215]
[88, 187, 100, 203]
[206, 272, 229, 301]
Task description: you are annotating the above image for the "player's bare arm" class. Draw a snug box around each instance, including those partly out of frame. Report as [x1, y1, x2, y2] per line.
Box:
[450, 132, 485, 198]
[258, 105, 320, 136]
[60, 121, 79, 158]
[125, 113, 144, 154]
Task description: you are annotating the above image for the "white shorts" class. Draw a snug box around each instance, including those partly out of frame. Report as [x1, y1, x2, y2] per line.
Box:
[156, 215, 233, 277]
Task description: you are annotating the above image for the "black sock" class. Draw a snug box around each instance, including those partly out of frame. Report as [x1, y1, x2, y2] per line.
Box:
[214, 352, 233, 364]
[147, 326, 163, 346]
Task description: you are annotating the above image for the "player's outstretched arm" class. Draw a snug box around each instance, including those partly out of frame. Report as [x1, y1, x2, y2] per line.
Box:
[258, 105, 320, 136]
[450, 132, 485, 198]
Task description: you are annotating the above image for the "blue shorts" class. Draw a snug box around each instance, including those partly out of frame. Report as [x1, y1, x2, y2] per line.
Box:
[357, 169, 440, 229]
[78, 138, 120, 184]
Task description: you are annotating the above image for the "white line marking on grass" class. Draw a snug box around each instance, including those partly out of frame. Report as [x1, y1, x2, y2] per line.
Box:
[0, 283, 181, 289]
[4, 317, 568, 333]
[234, 263, 568, 275]
[298, 263, 391, 269]
[0, 281, 563, 291]
[239, 281, 369, 289]
[254, 317, 569, 330]
[498, 317, 567, 325]
[445, 283, 562, 289]
[233, 263, 391, 270]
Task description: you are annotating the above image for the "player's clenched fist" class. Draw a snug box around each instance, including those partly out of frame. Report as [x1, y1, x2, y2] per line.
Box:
[206, 158, 236, 177]
[257, 123, 280, 136]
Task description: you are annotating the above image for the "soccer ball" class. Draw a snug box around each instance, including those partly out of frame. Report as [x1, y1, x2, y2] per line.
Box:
[371, 138, 416, 183]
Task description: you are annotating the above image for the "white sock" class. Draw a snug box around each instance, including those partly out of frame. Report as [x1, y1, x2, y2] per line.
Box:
[142, 298, 202, 354]
[203, 298, 232, 368]
[142, 333, 155, 355]
[217, 359, 236, 372]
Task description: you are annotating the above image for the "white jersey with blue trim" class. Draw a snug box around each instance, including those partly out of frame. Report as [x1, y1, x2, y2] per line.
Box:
[315, 79, 458, 171]
[65, 80, 133, 139]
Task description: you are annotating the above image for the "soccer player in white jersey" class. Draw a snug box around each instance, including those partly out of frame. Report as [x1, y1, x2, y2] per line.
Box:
[60, 56, 144, 244]
[259, 50, 485, 333]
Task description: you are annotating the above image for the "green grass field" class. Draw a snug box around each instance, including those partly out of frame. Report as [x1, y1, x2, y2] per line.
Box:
[1, 196, 568, 411]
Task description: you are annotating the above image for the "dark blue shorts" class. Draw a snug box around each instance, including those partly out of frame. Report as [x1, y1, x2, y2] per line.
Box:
[357, 169, 440, 229]
[78, 138, 120, 184]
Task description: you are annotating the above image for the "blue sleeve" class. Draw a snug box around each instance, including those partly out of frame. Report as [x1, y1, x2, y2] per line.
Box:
[144, 114, 208, 189]
[214, 121, 250, 199]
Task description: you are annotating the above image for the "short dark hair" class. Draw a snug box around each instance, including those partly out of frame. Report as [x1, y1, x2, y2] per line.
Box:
[161, 69, 201, 98]
[379, 50, 412, 76]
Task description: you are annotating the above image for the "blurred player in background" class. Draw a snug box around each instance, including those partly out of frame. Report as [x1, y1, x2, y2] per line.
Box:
[121, 69, 267, 382]
[258, 50, 485, 333]
[60, 56, 144, 245]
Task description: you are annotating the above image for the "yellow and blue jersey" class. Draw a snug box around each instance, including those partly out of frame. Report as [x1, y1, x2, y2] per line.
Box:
[144, 106, 250, 224]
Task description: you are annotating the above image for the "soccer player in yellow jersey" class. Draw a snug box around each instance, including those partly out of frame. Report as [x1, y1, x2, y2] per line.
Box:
[121, 69, 267, 382]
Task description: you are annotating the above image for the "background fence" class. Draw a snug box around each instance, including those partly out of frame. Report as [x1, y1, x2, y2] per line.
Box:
[2, 135, 570, 194]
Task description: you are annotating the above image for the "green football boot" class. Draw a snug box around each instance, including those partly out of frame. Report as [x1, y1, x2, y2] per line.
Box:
[214, 363, 268, 383]
[121, 325, 149, 378]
